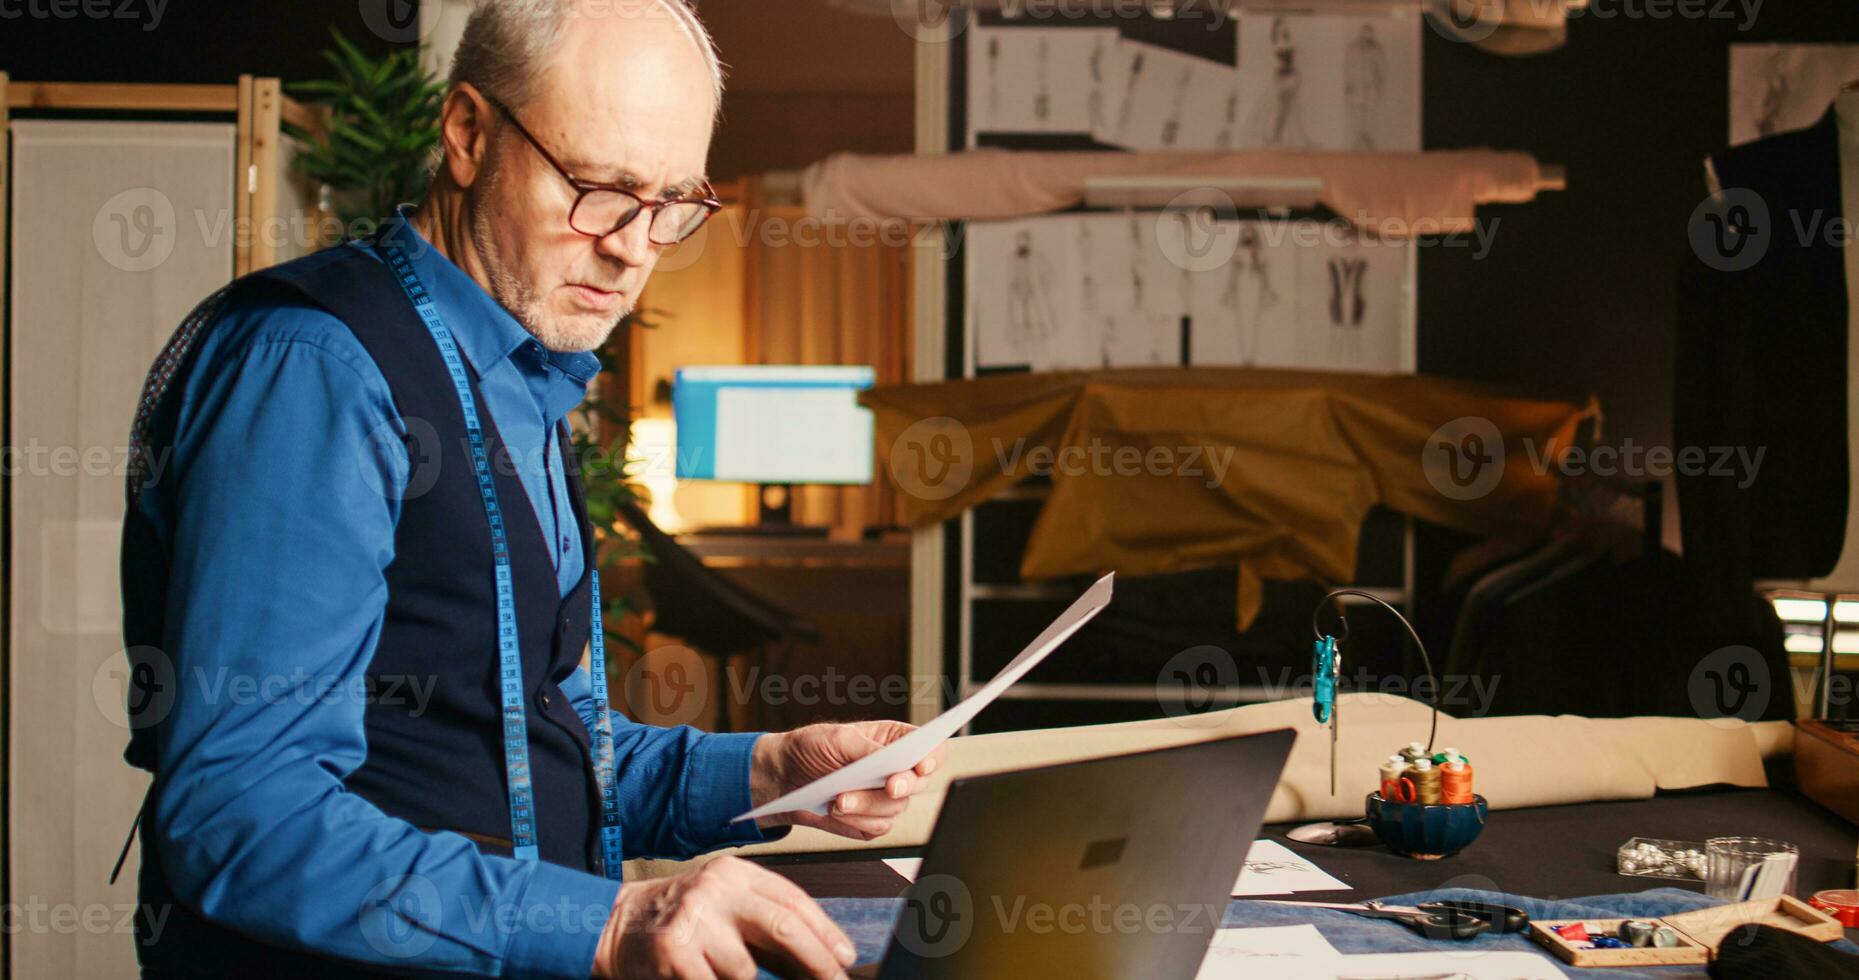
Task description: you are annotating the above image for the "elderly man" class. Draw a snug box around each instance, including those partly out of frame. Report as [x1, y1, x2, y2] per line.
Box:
[118, 1, 935, 976]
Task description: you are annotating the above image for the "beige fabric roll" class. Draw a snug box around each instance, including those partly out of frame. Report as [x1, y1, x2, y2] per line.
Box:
[625, 695, 1774, 880]
[801, 149, 1549, 238]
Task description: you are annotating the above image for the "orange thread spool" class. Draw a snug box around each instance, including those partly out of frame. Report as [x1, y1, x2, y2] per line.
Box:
[1441, 760, 1475, 804]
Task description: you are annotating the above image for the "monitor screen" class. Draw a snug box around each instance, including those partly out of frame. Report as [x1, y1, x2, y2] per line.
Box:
[672, 365, 877, 485]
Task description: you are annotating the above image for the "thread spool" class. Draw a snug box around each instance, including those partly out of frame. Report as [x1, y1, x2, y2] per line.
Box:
[1410, 757, 1442, 804]
[1431, 747, 1469, 766]
[1441, 759, 1474, 804]
[1399, 741, 1428, 763]
[1379, 755, 1409, 800]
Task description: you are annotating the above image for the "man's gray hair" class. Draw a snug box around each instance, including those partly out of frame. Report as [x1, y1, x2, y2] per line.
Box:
[449, 0, 726, 117]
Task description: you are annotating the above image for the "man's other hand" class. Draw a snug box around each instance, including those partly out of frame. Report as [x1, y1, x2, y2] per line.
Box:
[594, 856, 855, 979]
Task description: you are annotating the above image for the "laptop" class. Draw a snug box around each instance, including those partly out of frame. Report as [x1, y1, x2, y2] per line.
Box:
[850, 728, 1296, 979]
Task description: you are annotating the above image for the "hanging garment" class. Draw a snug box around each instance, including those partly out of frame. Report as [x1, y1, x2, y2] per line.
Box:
[1679, 107, 1849, 589]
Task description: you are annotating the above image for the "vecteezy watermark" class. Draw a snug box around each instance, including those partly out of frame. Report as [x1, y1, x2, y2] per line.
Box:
[93, 187, 177, 273]
[1689, 188, 1859, 273]
[1423, 417, 1507, 503]
[1429, 0, 1762, 43]
[1157, 645, 1242, 727]
[357, 0, 439, 44]
[1422, 418, 1766, 501]
[994, 437, 1236, 489]
[358, 873, 617, 959]
[887, 418, 1237, 500]
[620, 644, 711, 728]
[0, 0, 168, 31]
[1156, 646, 1506, 722]
[888, 0, 1231, 44]
[1689, 187, 1771, 272]
[725, 667, 956, 711]
[0, 898, 170, 943]
[1687, 645, 1771, 727]
[1526, 438, 1765, 489]
[92, 648, 439, 730]
[889, 416, 977, 502]
[1156, 189, 1503, 269]
[0, 439, 171, 482]
[893, 871, 1224, 960]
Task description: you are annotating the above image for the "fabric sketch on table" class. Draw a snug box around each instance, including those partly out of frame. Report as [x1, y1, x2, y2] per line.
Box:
[1343, 25, 1389, 151]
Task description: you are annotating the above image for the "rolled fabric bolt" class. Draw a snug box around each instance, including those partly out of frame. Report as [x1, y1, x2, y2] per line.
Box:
[1652, 926, 1680, 948]
[1441, 760, 1474, 804]
[1410, 758, 1442, 804]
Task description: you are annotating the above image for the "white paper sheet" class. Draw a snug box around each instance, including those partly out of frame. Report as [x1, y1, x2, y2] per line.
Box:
[732, 573, 1115, 823]
[1207, 950, 1567, 980]
[882, 857, 922, 882]
[1233, 839, 1351, 896]
[1197, 925, 1340, 973]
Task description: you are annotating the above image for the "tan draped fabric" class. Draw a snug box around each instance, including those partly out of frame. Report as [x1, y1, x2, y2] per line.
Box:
[860, 368, 1600, 626]
[803, 148, 1553, 238]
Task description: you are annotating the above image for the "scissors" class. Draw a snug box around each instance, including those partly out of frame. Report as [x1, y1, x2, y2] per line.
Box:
[1263, 899, 1527, 941]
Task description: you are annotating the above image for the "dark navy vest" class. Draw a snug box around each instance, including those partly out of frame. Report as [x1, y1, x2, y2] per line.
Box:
[122, 245, 603, 975]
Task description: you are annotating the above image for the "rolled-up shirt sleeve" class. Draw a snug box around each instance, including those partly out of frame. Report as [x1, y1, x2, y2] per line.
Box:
[146, 305, 615, 978]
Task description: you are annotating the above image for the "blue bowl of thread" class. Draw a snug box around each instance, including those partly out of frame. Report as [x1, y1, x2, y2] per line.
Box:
[1365, 793, 1489, 860]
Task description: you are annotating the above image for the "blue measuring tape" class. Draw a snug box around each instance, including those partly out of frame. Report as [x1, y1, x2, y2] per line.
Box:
[375, 234, 625, 880]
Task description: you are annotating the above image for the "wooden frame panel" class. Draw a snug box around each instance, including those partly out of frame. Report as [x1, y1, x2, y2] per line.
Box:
[234, 76, 255, 277]
[249, 77, 284, 272]
[0, 68, 10, 977]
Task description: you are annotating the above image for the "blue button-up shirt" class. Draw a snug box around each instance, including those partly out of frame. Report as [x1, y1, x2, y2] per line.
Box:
[139, 211, 767, 977]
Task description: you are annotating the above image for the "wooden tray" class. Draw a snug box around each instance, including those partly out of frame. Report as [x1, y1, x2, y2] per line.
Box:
[1529, 918, 1709, 968]
[1529, 897, 1843, 969]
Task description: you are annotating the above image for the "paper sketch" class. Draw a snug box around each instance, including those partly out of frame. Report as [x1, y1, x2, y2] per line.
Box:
[1097, 39, 1239, 152]
[1235, 11, 1420, 153]
[968, 26, 1121, 142]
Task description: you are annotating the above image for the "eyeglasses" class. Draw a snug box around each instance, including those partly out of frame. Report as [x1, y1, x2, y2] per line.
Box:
[484, 95, 721, 246]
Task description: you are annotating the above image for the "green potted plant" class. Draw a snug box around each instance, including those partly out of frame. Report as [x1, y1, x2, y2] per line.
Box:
[289, 29, 445, 227]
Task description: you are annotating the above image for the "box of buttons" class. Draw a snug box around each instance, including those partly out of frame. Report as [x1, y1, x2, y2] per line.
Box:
[1616, 837, 1707, 881]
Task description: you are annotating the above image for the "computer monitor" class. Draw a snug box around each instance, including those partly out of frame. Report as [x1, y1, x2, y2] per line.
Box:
[672, 365, 877, 486]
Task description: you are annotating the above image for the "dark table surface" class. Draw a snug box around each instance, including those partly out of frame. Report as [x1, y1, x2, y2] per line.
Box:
[756, 787, 1856, 911]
